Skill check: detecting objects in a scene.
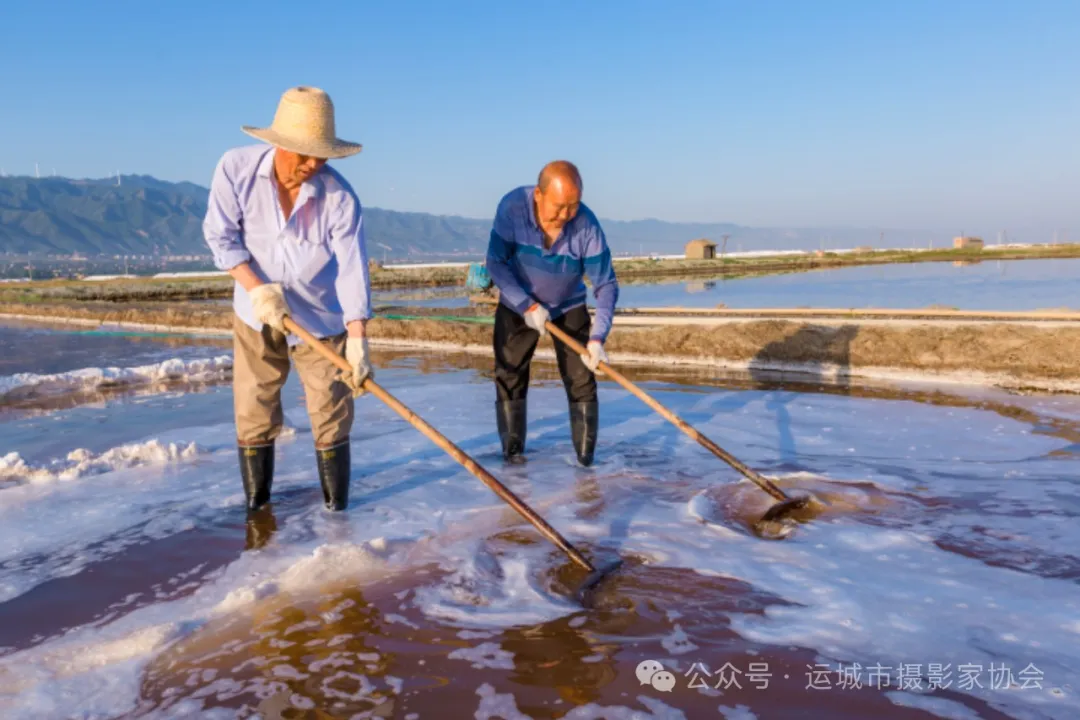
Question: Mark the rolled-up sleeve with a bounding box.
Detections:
[583,225,619,342]
[485,198,533,313]
[202,155,251,271]
[330,191,372,322]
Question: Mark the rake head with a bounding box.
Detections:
[751,493,825,539]
[574,558,625,608]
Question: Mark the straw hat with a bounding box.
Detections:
[241,86,362,159]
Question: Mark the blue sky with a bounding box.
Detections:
[3,0,1078,237]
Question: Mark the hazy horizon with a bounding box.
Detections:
[0,171,1067,246]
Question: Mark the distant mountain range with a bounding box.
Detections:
[0,174,954,260]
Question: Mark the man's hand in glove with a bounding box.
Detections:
[523,303,550,336]
[580,339,608,374]
[249,283,290,333]
[344,336,374,397]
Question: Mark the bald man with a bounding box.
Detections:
[485,161,619,466]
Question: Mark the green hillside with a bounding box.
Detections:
[0,174,945,259]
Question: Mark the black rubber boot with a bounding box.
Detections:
[239,443,274,511]
[316,442,351,511]
[496,399,527,462]
[569,402,599,467]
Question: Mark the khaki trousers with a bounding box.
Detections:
[232,314,354,449]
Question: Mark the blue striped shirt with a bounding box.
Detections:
[486,186,619,342]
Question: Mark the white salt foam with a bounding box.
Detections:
[885,692,984,720]
[0,358,1077,720]
[0,355,232,402]
[448,642,515,670]
[560,696,690,719]
[474,683,531,720]
[660,625,699,655]
[0,440,203,484]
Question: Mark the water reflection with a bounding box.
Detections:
[752,325,857,469]
[608,258,1080,311]
[245,507,279,551]
[0,320,229,376]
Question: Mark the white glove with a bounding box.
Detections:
[344,336,374,397]
[580,340,608,374]
[249,283,290,333]
[523,303,550,336]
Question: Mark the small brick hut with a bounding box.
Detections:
[685,238,717,259]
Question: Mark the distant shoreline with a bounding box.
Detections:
[2,243,1078,303]
[3,241,1079,397]
[3,292,1079,395]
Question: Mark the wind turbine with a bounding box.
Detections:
[376,242,392,264]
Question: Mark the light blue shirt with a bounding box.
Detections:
[202,144,372,344]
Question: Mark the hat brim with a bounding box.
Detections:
[241,126,363,159]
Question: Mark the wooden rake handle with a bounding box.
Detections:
[281,316,595,572]
[545,321,790,503]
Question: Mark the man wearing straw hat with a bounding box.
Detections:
[202,86,372,513]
